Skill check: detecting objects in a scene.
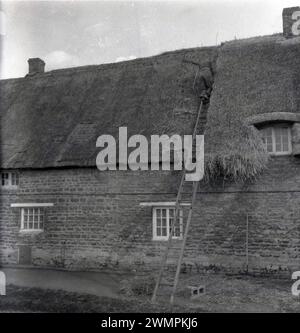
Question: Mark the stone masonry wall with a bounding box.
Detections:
[0,155,300,277]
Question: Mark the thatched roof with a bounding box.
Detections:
[204,35,300,181]
[1,34,299,182]
[0,46,217,168]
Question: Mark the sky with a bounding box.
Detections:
[0,0,299,79]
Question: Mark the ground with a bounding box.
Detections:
[0,268,300,312]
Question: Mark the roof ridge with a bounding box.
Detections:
[0,45,216,83]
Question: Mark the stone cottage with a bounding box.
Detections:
[0,33,300,277]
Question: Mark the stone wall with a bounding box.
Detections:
[0,155,300,276]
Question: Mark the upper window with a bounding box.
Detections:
[21,208,44,231]
[153,207,183,241]
[260,125,292,155]
[1,172,19,187]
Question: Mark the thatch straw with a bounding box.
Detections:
[0,46,217,169]
[204,35,300,182]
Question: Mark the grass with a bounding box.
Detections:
[0,284,187,313]
[0,273,300,313]
[176,273,300,313]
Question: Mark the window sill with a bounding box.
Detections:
[152,237,183,242]
[19,229,44,235]
[268,152,292,157]
[1,186,19,190]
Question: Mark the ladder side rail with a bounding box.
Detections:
[151,97,204,303]
[170,181,200,309]
[151,169,186,302]
[192,100,204,140]
[169,99,204,240]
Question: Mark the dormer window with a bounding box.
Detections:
[260,124,292,155]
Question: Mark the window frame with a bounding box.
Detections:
[260,124,292,156]
[20,207,45,232]
[152,206,183,241]
[1,171,19,188]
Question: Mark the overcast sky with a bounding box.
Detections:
[0,0,299,79]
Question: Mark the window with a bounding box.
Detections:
[21,208,44,231]
[1,172,19,187]
[260,125,292,155]
[153,207,183,241]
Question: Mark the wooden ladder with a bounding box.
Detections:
[151,99,204,308]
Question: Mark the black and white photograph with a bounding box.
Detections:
[0,0,300,318]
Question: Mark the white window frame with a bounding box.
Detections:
[261,125,292,156]
[1,171,19,188]
[152,207,183,241]
[20,207,45,232]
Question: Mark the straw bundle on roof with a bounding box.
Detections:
[204,35,300,182]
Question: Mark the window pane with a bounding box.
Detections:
[154,207,183,239]
[274,127,290,153]
[169,209,174,218]
[261,128,273,153]
[1,172,19,186]
[1,173,9,186]
[11,173,19,186]
[22,207,44,230]
[275,128,282,151]
[261,126,291,154]
[161,227,167,236]
[282,139,289,152]
[173,227,181,237]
